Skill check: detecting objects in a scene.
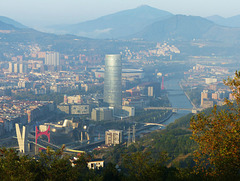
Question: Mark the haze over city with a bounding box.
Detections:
[0,0,239,28]
[0,0,239,180]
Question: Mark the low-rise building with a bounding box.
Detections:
[57,103,89,115]
[87,159,104,170]
[122,106,135,117]
[91,107,113,121]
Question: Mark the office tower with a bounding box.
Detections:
[104,54,122,113]
[45,52,60,66]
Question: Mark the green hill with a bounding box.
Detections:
[0,16,27,29]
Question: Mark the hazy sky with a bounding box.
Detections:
[0,0,239,28]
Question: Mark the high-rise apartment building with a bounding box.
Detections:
[45,52,60,66]
[19,63,28,73]
[105,129,123,145]
[14,63,19,73]
[103,54,122,113]
[201,90,209,106]
[9,62,14,73]
[9,62,28,74]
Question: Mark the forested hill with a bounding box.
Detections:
[94,112,197,167]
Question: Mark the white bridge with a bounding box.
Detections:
[144,123,166,127]
[144,107,203,113]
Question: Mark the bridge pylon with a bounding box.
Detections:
[15,123,28,154]
[35,126,50,153]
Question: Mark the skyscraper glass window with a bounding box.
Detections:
[104,54,122,113]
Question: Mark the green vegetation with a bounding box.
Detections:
[133,109,171,123]
[12,92,64,105]
[0,110,205,180]
[133,95,171,123]
[190,71,240,179]
[0,147,198,181]
[94,111,197,167]
[184,86,203,106]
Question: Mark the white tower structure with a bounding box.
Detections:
[15,123,28,153]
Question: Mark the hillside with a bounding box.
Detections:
[207,14,240,28]
[94,112,197,167]
[0,20,19,30]
[132,15,214,41]
[0,23,154,58]
[0,16,27,29]
[47,5,173,39]
[131,14,240,44]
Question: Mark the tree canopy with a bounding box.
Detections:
[190,71,240,179]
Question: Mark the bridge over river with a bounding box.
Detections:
[144,107,203,113]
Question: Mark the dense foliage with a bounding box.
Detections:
[190,71,240,179]
[93,111,197,168]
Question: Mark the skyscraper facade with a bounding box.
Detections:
[104,54,122,112]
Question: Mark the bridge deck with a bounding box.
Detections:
[144,107,203,112]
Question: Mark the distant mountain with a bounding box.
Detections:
[0,20,19,30]
[206,15,240,28]
[2,12,240,58]
[47,5,173,39]
[0,16,27,29]
[206,15,226,25]
[128,14,240,45]
[227,15,240,27]
[132,15,215,41]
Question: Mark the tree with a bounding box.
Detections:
[37,146,76,180]
[101,163,123,181]
[190,71,240,178]
[0,148,41,180]
[122,151,177,181]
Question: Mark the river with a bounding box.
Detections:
[163,78,193,125]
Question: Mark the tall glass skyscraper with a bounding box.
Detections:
[104,54,122,113]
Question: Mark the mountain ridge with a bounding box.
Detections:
[206,14,240,28]
[46,5,173,39]
[0,16,27,29]
[0,20,19,30]
[132,15,215,41]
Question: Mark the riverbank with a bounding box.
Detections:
[179,81,197,109]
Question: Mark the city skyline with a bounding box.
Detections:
[0,0,239,28]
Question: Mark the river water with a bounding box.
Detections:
[163,78,193,125]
